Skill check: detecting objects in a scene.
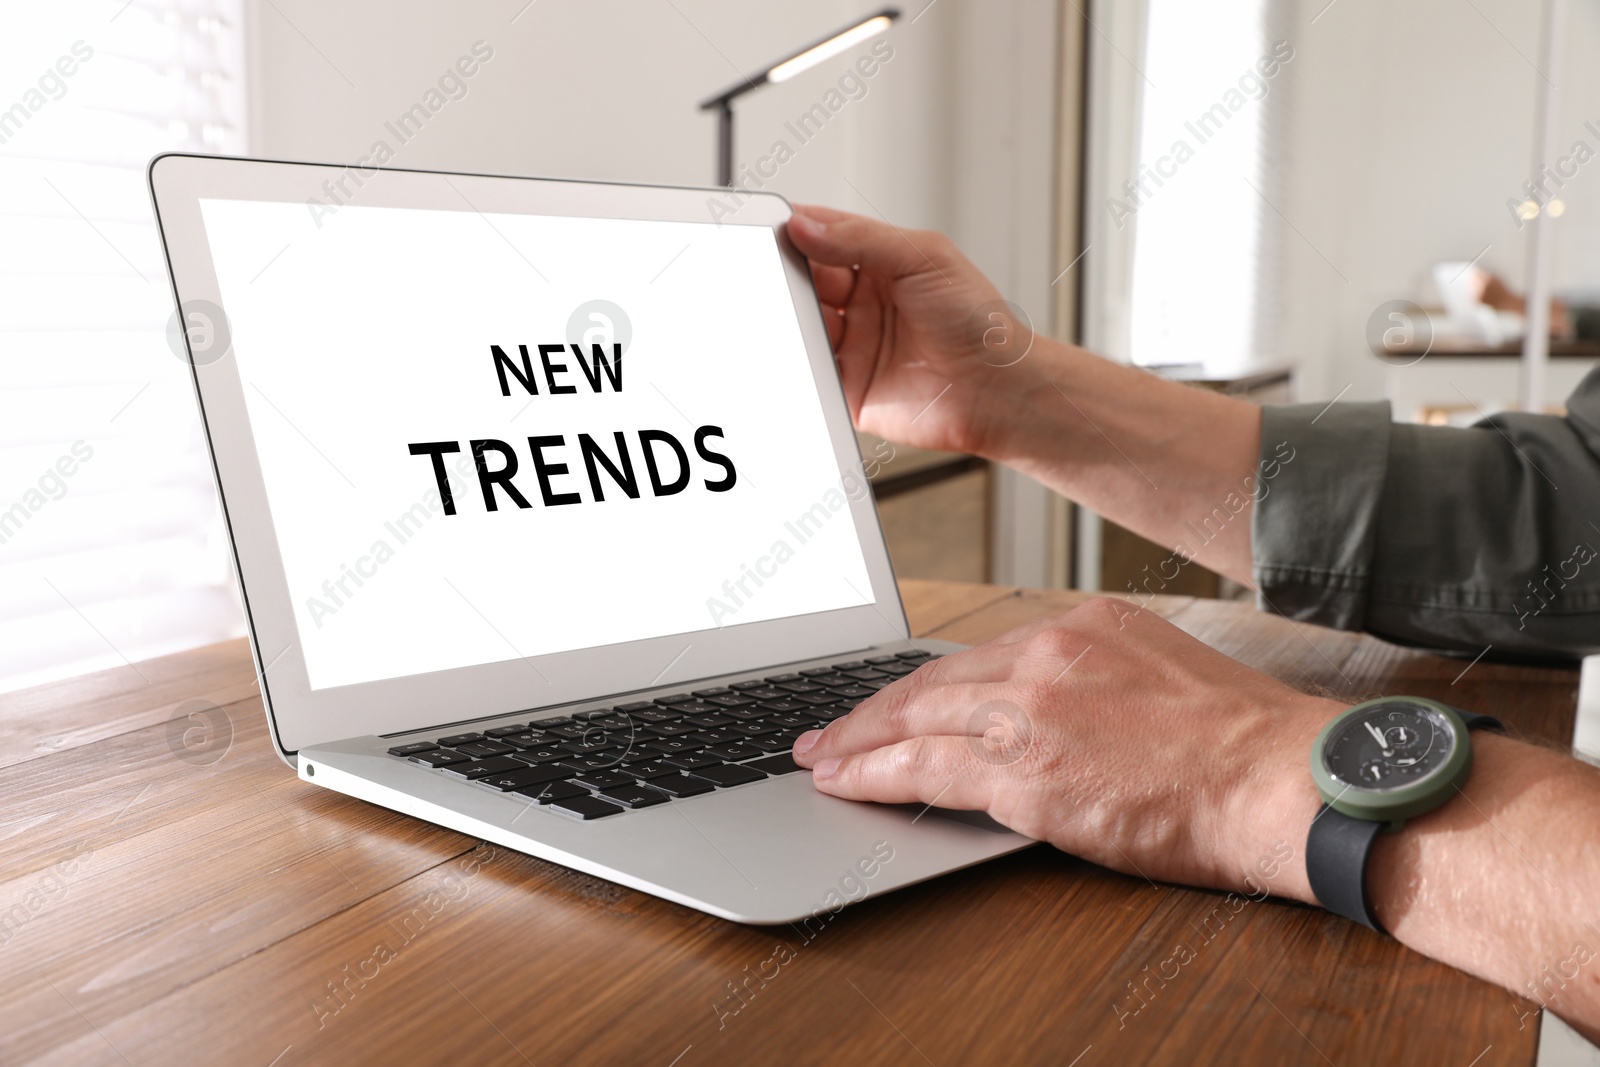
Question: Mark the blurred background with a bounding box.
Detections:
[2,0,1593,693]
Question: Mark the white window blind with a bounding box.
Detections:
[0,1,248,695]
[1126,0,1275,369]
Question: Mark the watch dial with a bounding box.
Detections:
[1322,701,1455,793]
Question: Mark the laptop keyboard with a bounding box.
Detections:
[386,651,937,821]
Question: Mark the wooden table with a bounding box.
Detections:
[2,580,1579,1065]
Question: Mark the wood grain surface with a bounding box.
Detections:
[0,579,1576,1066]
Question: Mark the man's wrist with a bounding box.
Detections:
[1218,693,1342,905]
[957,334,1075,464]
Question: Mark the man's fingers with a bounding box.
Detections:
[810,260,857,307]
[795,680,998,764]
[819,301,845,350]
[810,735,995,811]
[788,204,942,278]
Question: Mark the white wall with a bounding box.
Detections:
[247,0,1057,300]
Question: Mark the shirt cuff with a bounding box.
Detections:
[1252,400,1393,630]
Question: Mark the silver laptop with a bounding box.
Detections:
[148,154,1031,923]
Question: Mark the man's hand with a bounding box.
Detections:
[786,204,1036,458]
[786,204,1265,585]
[792,598,1338,898]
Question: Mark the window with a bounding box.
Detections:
[0,1,248,694]
[1125,0,1279,369]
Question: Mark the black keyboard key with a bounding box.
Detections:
[654,693,694,704]
[590,716,633,732]
[388,741,439,757]
[454,740,516,758]
[719,706,770,722]
[684,713,736,728]
[558,738,621,757]
[644,737,706,755]
[757,697,808,712]
[777,681,824,693]
[707,742,766,761]
[408,749,470,767]
[631,708,681,724]
[764,673,801,683]
[740,687,786,701]
[572,709,612,721]
[571,769,638,791]
[691,728,745,745]
[765,713,818,730]
[512,780,588,804]
[619,748,664,765]
[541,725,589,740]
[483,724,529,738]
[830,661,867,671]
[692,687,734,697]
[510,746,569,764]
[549,795,625,820]
[558,755,628,773]
[729,721,781,737]
[865,655,901,665]
[500,732,553,749]
[828,685,876,699]
[861,678,894,691]
[442,756,526,779]
[477,765,574,791]
[644,722,698,737]
[748,735,796,753]
[811,706,851,722]
[842,668,889,680]
[530,716,575,729]
[662,751,724,770]
[598,785,669,809]
[747,752,802,775]
[627,760,683,780]
[646,774,716,798]
[614,701,656,713]
[831,694,869,709]
[802,674,848,687]
[799,667,836,677]
[669,700,721,715]
[729,680,769,690]
[792,693,838,706]
[897,650,934,660]
[438,732,484,747]
[705,694,756,708]
[687,763,768,788]
[876,662,917,676]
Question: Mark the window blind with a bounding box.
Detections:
[0,1,248,695]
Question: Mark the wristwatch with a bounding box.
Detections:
[1306,696,1503,933]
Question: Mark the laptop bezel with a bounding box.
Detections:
[147,153,910,758]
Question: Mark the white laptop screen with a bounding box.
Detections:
[197,197,874,691]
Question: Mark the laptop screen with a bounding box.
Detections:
[197,197,874,691]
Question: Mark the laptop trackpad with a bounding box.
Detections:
[886,803,1012,834]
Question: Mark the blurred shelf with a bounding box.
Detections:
[1376,336,1600,359]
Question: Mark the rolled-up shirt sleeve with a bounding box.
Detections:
[1252,365,1600,660]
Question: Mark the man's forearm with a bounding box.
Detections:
[977,339,1263,586]
[1248,725,1600,1040]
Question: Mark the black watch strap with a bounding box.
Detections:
[1306,807,1387,931]
[1306,710,1503,934]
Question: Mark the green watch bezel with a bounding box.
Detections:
[1310,697,1474,829]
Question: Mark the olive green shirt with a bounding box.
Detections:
[1254,365,1600,661]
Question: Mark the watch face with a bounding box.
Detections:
[1322,701,1456,793]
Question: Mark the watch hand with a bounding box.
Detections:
[1365,722,1388,747]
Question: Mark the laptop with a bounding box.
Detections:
[148,154,1032,923]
